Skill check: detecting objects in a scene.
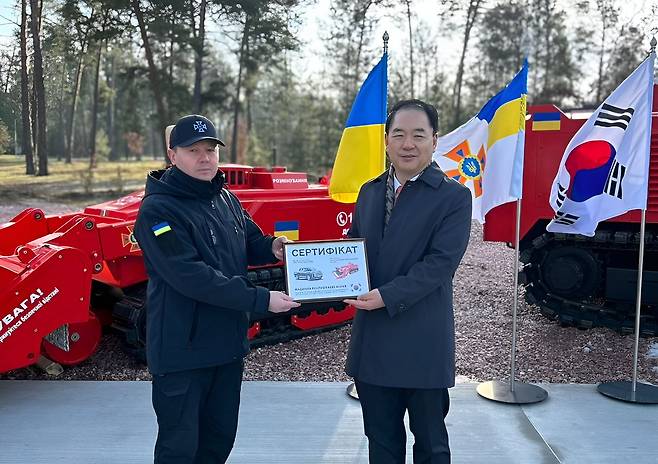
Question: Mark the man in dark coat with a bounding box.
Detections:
[134,114,300,464]
[344,99,472,464]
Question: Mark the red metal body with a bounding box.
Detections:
[483,85,658,243]
[0,166,355,373]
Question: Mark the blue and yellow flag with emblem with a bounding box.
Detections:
[329,53,388,203]
[433,60,528,223]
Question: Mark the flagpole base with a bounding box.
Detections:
[597,381,658,403]
[346,382,359,400]
[477,380,548,404]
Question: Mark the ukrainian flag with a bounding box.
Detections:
[152,222,172,236]
[329,53,388,203]
[274,220,299,241]
[532,112,561,131]
[434,60,528,223]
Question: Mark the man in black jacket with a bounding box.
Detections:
[344,100,472,463]
[134,114,299,464]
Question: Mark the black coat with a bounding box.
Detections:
[346,162,472,388]
[134,166,276,374]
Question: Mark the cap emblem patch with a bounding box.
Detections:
[193,121,207,133]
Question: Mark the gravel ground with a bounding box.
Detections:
[1,199,657,384]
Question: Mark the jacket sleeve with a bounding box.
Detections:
[378,187,472,318]
[134,203,270,314]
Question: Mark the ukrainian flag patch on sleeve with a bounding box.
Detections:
[152,221,172,236]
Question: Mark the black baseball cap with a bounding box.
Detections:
[169,114,226,149]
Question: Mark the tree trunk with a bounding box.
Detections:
[20,0,34,174]
[57,59,66,160]
[192,0,207,113]
[246,88,253,132]
[353,8,366,89]
[30,72,37,160]
[131,0,169,161]
[64,10,93,163]
[89,41,103,169]
[405,0,414,98]
[106,51,117,161]
[65,53,85,163]
[542,2,552,100]
[168,35,174,83]
[230,22,248,164]
[30,0,47,176]
[452,0,481,127]
[3,46,17,93]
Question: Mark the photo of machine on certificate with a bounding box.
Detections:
[283,239,370,302]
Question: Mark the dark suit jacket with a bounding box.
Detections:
[346,162,472,388]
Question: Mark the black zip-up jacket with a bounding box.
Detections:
[134,166,275,374]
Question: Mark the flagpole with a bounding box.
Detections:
[477,199,548,404]
[597,209,658,403]
[510,199,521,391]
[597,37,658,405]
[347,31,389,401]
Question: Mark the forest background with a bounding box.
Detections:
[0,0,656,180]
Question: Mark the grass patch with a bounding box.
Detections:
[0,156,166,201]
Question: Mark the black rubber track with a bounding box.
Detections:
[110,265,353,361]
[519,229,658,336]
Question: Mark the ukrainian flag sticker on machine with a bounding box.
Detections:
[152,221,172,236]
[532,112,561,131]
[274,220,299,240]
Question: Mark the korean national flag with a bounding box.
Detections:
[547,52,655,236]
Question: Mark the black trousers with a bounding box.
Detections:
[151,360,243,464]
[355,379,451,464]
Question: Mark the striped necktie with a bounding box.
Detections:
[384,167,396,229]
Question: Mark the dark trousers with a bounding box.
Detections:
[355,379,451,464]
[151,360,243,464]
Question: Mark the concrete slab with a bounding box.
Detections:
[521,384,658,464]
[0,381,656,463]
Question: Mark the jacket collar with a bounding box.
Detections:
[371,161,445,189]
[417,161,446,189]
[162,165,225,199]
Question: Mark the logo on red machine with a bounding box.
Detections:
[336,211,351,227]
[121,226,141,252]
[0,287,60,343]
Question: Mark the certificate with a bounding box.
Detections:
[283,239,370,302]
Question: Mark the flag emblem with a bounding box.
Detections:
[563,140,616,202]
[532,112,561,131]
[594,104,634,130]
[552,211,580,226]
[442,141,486,197]
[152,222,172,236]
[556,183,567,208]
[604,159,626,199]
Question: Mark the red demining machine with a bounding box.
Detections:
[1,88,657,374]
[0,166,357,373]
